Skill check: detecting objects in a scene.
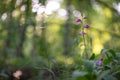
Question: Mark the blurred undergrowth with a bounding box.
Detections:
[0,0,120,80]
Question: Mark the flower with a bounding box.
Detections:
[83,24,90,29]
[13,70,22,79]
[76,18,82,23]
[79,31,86,35]
[96,60,102,66]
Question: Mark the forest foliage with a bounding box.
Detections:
[0,0,120,80]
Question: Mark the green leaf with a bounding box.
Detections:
[72,70,88,78]
[101,49,108,54]
[97,70,110,80]
[89,53,95,60]
[103,59,111,64]
[101,49,116,60]
[76,76,88,80]
[73,38,81,47]
[0,71,9,78]
[39,0,46,5]
[104,65,111,70]
[103,75,117,80]
[89,36,93,47]
[108,49,116,57]
[82,59,95,72]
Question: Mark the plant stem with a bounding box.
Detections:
[35,67,57,80]
[82,32,88,59]
[81,18,88,59]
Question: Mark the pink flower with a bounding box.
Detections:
[76,18,82,23]
[13,70,22,79]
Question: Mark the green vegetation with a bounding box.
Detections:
[0,0,120,80]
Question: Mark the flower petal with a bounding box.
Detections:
[83,24,90,29]
[79,31,86,35]
[96,60,102,66]
[76,19,82,23]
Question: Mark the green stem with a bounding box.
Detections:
[35,67,57,80]
[82,32,88,59]
[81,18,88,59]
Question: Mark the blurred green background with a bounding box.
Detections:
[0,0,120,79]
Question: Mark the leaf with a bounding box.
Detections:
[101,49,108,54]
[89,53,95,60]
[103,75,117,80]
[101,49,116,60]
[108,49,116,57]
[103,59,111,64]
[72,70,88,78]
[39,0,46,5]
[104,65,111,70]
[97,70,110,80]
[82,59,95,72]
[76,76,88,80]
[0,71,9,78]
[89,36,93,47]
[73,38,81,47]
